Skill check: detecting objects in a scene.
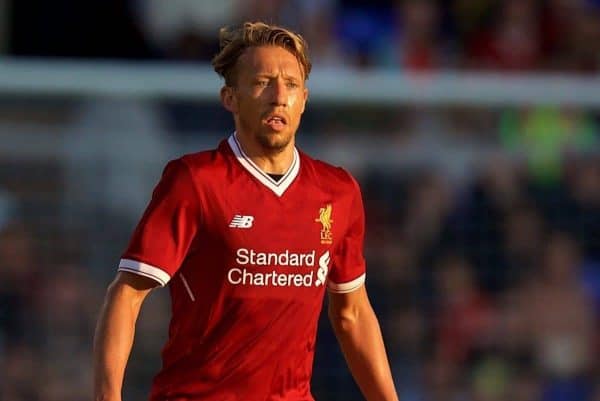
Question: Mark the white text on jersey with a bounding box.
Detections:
[236,248,315,266]
[228,249,330,288]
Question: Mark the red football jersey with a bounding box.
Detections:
[119,134,366,401]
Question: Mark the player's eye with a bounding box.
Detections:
[255,80,269,88]
[286,82,299,89]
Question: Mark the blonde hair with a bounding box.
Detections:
[212,21,312,86]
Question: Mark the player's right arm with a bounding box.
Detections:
[93,272,159,401]
[93,158,201,400]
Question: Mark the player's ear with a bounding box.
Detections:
[300,87,308,114]
[220,86,238,113]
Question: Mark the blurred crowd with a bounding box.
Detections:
[314,154,600,401]
[8,0,600,73]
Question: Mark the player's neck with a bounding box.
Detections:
[235,133,295,175]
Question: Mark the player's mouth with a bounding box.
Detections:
[263,114,287,131]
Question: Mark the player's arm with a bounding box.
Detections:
[328,285,399,401]
[93,271,160,401]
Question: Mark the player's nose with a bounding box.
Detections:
[269,79,288,107]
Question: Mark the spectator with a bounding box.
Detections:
[451,157,526,292]
[377,0,446,71]
[469,354,512,401]
[467,0,542,71]
[540,0,585,67]
[551,3,600,73]
[508,365,543,401]
[434,255,497,365]
[524,233,596,400]
[421,351,465,401]
[499,105,598,184]
[562,157,600,259]
[335,0,395,68]
[0,343,42,401]
[501,205,546,287]
[0,221,38,348]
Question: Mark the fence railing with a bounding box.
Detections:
[1,58,600,106]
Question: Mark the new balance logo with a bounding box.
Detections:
[229,215,254,228]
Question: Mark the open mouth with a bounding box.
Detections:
[264,115,287,131]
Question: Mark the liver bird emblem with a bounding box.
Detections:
[317,204,333,230]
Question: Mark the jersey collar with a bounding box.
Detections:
[227,133,300,197]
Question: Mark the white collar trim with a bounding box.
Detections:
[227,133,300,197]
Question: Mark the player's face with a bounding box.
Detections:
[223,46,308,152]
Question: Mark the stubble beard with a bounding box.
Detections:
[256,130,292,153]
[237,115,295,154]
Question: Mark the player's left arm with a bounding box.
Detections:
[328,285,399,401]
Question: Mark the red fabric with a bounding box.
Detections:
[121,138,366,400]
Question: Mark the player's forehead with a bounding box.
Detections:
[237,45,304,80]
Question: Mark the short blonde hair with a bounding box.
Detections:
[212,21,312,86]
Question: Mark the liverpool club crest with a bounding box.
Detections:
[315,204,333,244]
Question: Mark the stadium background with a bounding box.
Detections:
[1,1,600,400]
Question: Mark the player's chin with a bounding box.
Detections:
[258,131,291,151]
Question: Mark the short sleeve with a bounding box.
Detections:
[118,159,201,286]
[327,176,366,293]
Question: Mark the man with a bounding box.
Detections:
[93,21,398,401]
